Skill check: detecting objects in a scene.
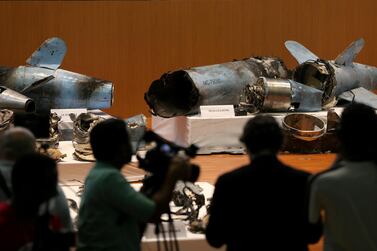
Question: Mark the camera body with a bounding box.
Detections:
[137,130,200,197]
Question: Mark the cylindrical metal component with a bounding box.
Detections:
[282,113,326,141]
[0,86,35,112]
[259,77,292,111]
[240,77,323,113]
[145,57,289,117]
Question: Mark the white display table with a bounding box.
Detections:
[57,141,145,183]
[152,108,343,154]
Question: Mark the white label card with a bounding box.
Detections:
[200,105,235,118]
[51,108,87,122]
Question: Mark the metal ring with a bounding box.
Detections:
[282,113,326,141]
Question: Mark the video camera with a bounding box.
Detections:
[137,130,200,197]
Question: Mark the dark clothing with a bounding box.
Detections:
[0,202,64,251]
[206,155,322,251]
[0,202,34,251]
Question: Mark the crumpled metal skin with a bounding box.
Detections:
[0,109,14,133]
[286,39,377,108]
[36,112,63,160]
[71,112,104,161]
[145,56,289,118]
[172,181,205,223]
[0,37,113,112]
[239,77,323,113]
[125,114,147,153]
[292,59,377,107]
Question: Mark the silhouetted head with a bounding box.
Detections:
[90,118,132,168]
[11,153,57,217]
[337,103,377,161]
[0,127,35,161]
[240,115,283,156]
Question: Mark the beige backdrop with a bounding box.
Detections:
[0,0,376,118]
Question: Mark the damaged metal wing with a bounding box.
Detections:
[286,38,377,108]
[338,87,377,109]
[334,38,364,66]
[145,57,289,117]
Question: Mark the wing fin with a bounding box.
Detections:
[21,75,55,93]
[338,87,377,109]
[334,38,364,66]
[26,37,66,70]
[285,40,319,64]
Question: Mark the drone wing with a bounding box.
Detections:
[338,87,377,109]
[334,38,364,66]
[26,37,66,70]
[285,40,319,64]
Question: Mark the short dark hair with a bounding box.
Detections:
[240,115,283,154]
[12,153,57,215]
[338,103,377,160]
[90,118,132,162]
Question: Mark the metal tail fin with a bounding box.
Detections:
[334,38,364,66]
[285,40,319,64]
[26,37,66,70]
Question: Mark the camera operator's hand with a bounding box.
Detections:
[149,155,192,221]
[168,155,192,181]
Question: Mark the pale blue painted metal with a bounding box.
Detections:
[286,38,377,109]
[0,37,113,112]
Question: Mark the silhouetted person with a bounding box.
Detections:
[206,115,322,251]
[0,127,73,232]
[309,103,377,251]
[0,153,71,251]
[0,127,35,200]
[77,118,191,251]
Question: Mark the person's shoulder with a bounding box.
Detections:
[279,162,311,179]
[309,166,345,189]
[86,162,124,186]
[90,162,120,176]
[217,165,250,184]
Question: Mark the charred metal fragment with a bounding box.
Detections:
[172,181,205,223]
[145,57,289,117]
[0,109,13,133]
[239,77,323,113]
[71,113,104,161]
[125,114,147,153]
[286,39,377,109]
[36,112,62,156]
